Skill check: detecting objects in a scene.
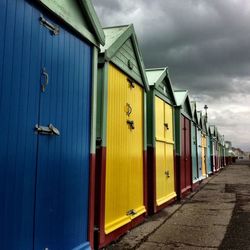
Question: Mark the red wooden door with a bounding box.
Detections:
[185,119,192,189]
[180,116,186,192]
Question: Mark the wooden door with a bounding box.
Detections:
[184,119,192,189]
[201,134,207,177]
[34,14,92,250]
[180,116,186,192]
[0,3,92,249]
[164,102,176,200]
[191,124,198,182]
[105,64,145,234]
[155,97,176,206]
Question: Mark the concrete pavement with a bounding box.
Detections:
[106,161,250,250]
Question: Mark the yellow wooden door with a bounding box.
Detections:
[155,97,167,205]
[201,134,207,177]
[164,103,176,200]
[105,64,145,234]
[128,79,146,221]
[155,97,176,206]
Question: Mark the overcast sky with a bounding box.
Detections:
[93,0,250,151]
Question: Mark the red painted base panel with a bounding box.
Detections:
[156,196,177,213]
[95,146,147,249]
[88,153,96,249]
[97,213,145,249]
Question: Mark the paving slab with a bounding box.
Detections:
[105,162,250,250]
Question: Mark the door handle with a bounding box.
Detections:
[126,103,132,116]
[35,124,60,136]
[41,67,49,92]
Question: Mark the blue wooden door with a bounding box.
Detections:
[0,1,42,249]
[206,137,212,174]
[34,15,92,250]
[0,1,92,249]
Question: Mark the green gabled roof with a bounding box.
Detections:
[80,0,105,45]
[145,67,177,105]
[212,125,219,139]
[197,111,203,128]
[174,90,188,106]
[39,0,105,46]
[100,25,129,53]
[146,68,166,86]
[206,121,210,135]
[174,90,193,119]
[100,24,149,91]
[201,115,208,133]
[209,125,215,136]
[191,101,199,124]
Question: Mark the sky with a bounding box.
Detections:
[92,0,250,151]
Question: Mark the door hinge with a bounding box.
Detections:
[127,120,135,130]
[126,209,137,216]
[127,78,135,88]
[164,123,169,130]
[40,15,60,35]
[165,170,170,177]
[96,137,102,147]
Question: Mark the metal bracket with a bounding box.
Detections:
[164,123,169,130]
[35,124,60,136]
[40,15,59,35]
[127,209,137,216]
[127,120,135,130]
[96,137,102,147]
[165,170,170,177]
[127,78,135,88]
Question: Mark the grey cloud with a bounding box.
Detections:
[93,0,250,150]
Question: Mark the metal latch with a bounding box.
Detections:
[165,170,170,177]
[96,137,102,147]
[127,78,135,88]
[40,15,59,35]
[164,123,169,130]
[127,120,135,130]
[127,209,137,216]
[35,124,60,136]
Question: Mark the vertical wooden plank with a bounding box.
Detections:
[180,116,186,192]
[128,78,145,220]
[185,119,192,189]
[0,1,41,249]
[34,15,91,249]
[105,64,130,234]
[191,123,198,182]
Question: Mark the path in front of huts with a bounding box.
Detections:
[106,161,250,250]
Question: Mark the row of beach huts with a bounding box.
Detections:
[0,1,234,250]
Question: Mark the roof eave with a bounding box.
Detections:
[79,0,105,46]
